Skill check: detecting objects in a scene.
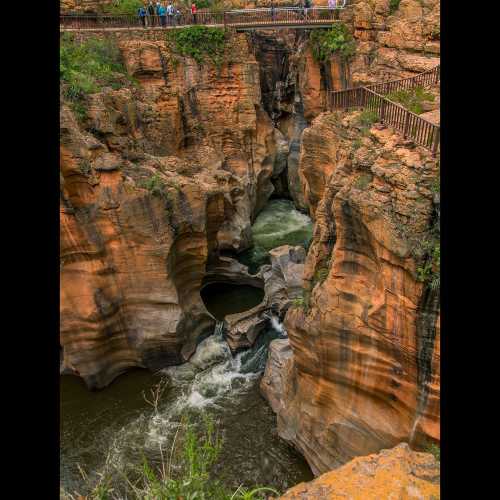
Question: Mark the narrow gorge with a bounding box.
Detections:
[60,1,440,498]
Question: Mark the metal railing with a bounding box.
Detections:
[327,66,440,154]
[60,7,347,30]
[365,65,440,96]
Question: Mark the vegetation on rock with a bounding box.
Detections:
[166,26,228,67]
[356,109,379,128]
[386,86,435,115]
[309,23,356,63]
[60,34,131,98]
[103,0,143,15]
[60,34,134,119]
[425,443,440,462]
[389,0,401,15]
[140,173,166,197]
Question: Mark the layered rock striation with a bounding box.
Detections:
[60,33,288,389]
[261,110,440,474]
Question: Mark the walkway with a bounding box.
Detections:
[328,66,441,154]
[60,6,347,32]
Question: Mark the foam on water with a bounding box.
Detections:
[61,318,313,496]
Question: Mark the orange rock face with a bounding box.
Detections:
[60,34,287,389]
[261,111,440,474]
[279,443,440,499]
[345,0,440,85]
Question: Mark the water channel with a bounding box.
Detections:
[60,200,315,497]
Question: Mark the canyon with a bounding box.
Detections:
[60,0,440,497]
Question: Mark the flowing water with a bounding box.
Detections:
[238,199,313,273]
[60,287,312,497]
[61,199,314,496]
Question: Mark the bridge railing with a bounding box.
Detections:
[225,7,343,25]
[327,66,440,154]
[365,65,440,96]
[363,88,440,153]
[60,7,346,30]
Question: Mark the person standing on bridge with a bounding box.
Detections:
[158,2,167,27]
[191,3,197,24]
[167,2,174,26]
[138,4,147,28]
[147,1,156,27]
[304,0,312,19]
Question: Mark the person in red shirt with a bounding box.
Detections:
[191,3,197,24]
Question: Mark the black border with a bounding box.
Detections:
[9,0,491,496]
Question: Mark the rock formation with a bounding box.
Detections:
[60,6,440,489]
[60,33,288,389]
[261,111,440,473]
[225,244,306,350]
[279,443,440,499]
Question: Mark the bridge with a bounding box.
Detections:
[60,6,348,32]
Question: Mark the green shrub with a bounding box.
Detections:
[103,0,143,15]
[425,443,440,462]
[357,109,379,128]
[389,0,401,15]
[314,267,329,284]
[416,241,439,287]
[386,86,435,115]
[292,296,305,308]
[166,26,227,67]
[309,23,356,63]
[140,173,166,197]
[60,34,133,110]
[292,290,310,310]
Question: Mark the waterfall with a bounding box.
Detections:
[214,320,225,337]
[264,312,287,337]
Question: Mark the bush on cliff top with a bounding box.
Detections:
[389,0,401,15]
[103,0,143,15]
[60,34,132,102]
[166,26,228,67]
[309,23,356,63]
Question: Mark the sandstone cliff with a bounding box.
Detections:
[261,110,440,473]
[279,442,440,499]
[60,33,288,389]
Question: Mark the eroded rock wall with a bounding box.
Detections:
[261,111,440,474]
[345,0,440,85]
[60,33,286,388]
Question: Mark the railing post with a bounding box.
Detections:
[223,11,227,27]
[432,127,440,155]
[403,111,410,138]
[380,99,386,122]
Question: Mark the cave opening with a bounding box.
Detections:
[200,282,264,321]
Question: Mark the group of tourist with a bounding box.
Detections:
[136,1,347,28]
[137,2,199,27]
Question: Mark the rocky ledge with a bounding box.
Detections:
[279,443,440,499]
